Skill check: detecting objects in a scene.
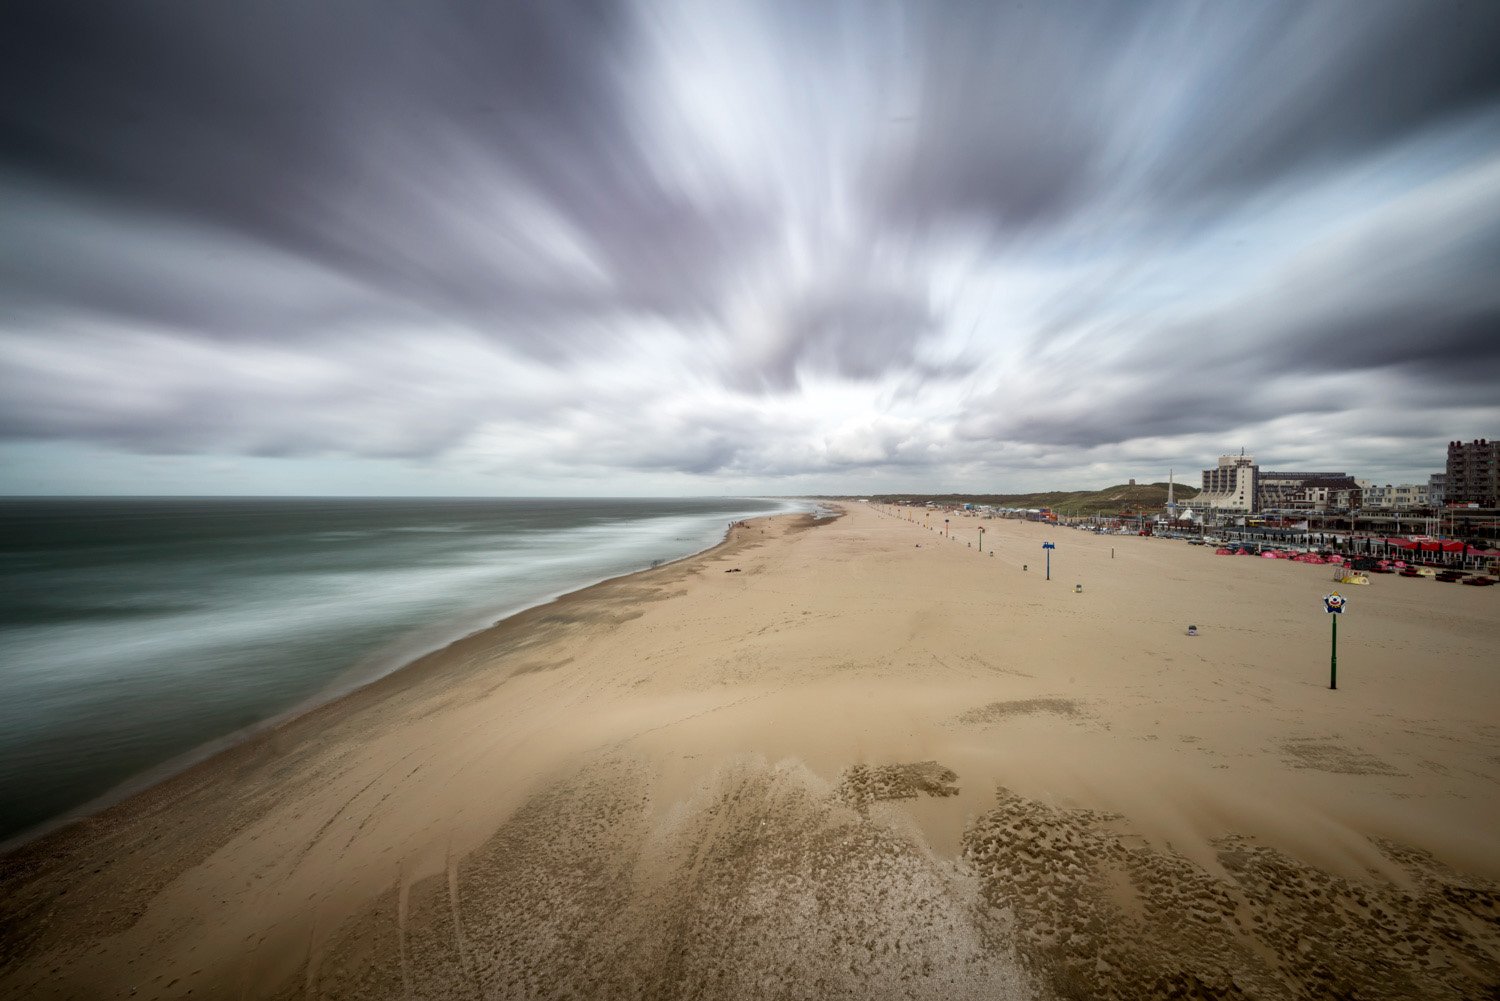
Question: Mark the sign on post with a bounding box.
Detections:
[1322,592,1346,690]
[1042,541,1056,580]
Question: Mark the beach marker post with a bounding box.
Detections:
[1322,592,1346,689]
[979,525,985,552]
[944,518,949,538]
[1042,541,1056,580]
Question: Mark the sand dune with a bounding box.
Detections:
[2,504,1498,999]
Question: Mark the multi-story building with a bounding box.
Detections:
[1428,473,1446,507]
[1285,482,1363,513]
[1195,453,1258,512]
[1359,483,1430,510]
[1446,439,1499,507]
[1258,471,1360,512]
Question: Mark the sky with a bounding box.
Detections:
[2,1,1498,496]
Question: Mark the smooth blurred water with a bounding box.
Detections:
[0,496,794,843]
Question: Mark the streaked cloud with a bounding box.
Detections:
[1,0,1497,494]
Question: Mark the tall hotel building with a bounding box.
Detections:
[1446,439,1499,507]
[1196,453,1258,512]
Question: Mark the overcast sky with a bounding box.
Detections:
[2,1,1498,496]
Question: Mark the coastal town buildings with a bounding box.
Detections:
[1357,482,1430,510]
[1446,439,1499,507]
[1258,471,1361,513]
[1182,441,1500,517]
[1190,452,1366,515]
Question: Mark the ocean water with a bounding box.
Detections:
[0,496,796,844]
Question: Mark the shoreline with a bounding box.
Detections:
[0,506,817,856]
[4,501,1497,1001]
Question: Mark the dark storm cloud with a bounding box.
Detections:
[957,376,1333,451]
[0,180,426,339]
[736,278,954,391]
[1295,305,1500,387]
[0,1,766,344]
[869,1,1500,234]
[1175,198,1500,392]
[1278,221,1500,389]
[864,4,1127,232]
[1165,3,1500,197]
[0,328,519,458]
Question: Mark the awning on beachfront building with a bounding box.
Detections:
[1384,539,1469,553]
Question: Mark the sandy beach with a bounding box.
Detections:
[2,503,1498,1000]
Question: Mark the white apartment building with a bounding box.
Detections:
[1192,454,1258,512]
[1357,482,1431,510]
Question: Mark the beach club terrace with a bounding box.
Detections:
[1203,510,1500,571]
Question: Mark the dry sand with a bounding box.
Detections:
[2,503,1498,1000]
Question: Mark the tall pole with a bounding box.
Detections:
[1330,615,1338,690]
[1045,549,1051,580]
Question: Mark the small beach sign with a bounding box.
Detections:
[1322,591,1346,690]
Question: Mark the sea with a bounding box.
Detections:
[0,496,802,845]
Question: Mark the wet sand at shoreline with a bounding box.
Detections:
[3,503,1498,1000]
